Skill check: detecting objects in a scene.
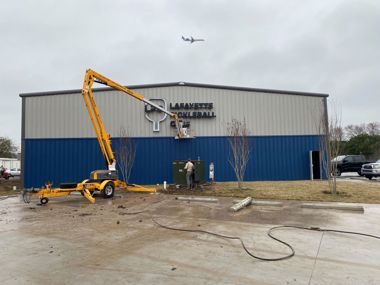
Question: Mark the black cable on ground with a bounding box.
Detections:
[151,217,380,262]
[269,225,380,241]
[152,216,295,261]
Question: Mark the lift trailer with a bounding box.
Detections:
[24,69,191,205]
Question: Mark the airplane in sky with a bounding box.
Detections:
[182,36,205,43]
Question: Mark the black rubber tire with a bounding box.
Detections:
[102,183,115,198]
[40,197,49,205]
[332,168,341,177]
[368,176,373,180]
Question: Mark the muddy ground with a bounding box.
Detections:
[1,192,380,284]
[1,177,380,204]
[0,178,21,196]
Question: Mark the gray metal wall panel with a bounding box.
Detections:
[24,86,325,139]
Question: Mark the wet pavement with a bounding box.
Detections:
[1,192,380,284]
[338,172,380,183]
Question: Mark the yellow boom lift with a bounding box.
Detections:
[24,69,190,205]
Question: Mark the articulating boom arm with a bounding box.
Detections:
[82,69,182,170]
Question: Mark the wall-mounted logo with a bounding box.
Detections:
[144,99,216,132]
[170,102,216,119]
[144,99,168,132]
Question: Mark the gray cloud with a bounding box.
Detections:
[1,0,379,147]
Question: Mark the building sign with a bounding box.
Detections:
[144,99,216,131]
[170,102,216,119]
[170,103,213,110]
[144,99,168,132]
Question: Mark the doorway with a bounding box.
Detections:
[309,150,321,180]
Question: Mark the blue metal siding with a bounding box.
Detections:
[24,135,320,188]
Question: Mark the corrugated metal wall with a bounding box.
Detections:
[24,135,320,188]
[22,83,327,187]
[24,86,325,139]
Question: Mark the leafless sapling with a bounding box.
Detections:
[318,102,342,194]
[227,118,251,190]
[115,127,136,183]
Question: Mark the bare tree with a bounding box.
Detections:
[345,122,380,139]
[344,124,366,139]
[317,106,330,185]
[227,118,251,190]
[115,127,136,183]
[318,102,342,195]
[366,122,380,136]
[329,115,343,194]
[0,137,17,158]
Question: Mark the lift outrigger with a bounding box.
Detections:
[24,69,191,205]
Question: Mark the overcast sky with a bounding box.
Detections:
[1,0,379,148]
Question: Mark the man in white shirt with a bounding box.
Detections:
[184,159,195,189]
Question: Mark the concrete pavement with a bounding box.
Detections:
[0,193,379,284]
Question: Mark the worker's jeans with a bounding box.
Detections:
[186,171,193,189]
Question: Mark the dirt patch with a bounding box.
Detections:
[3,178,380,204]
[163,180,380,204]
[0,178,21,196]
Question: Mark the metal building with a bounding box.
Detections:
[20,82,328,188]
[0,158,20,170]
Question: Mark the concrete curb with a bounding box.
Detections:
[301,203,364,212]
[233,199,283,207]
[176,196,219,203]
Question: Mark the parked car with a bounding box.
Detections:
[331,155,372,176]
[5,168,21,177]
[361,159,380,180]
[0,167,11,180]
